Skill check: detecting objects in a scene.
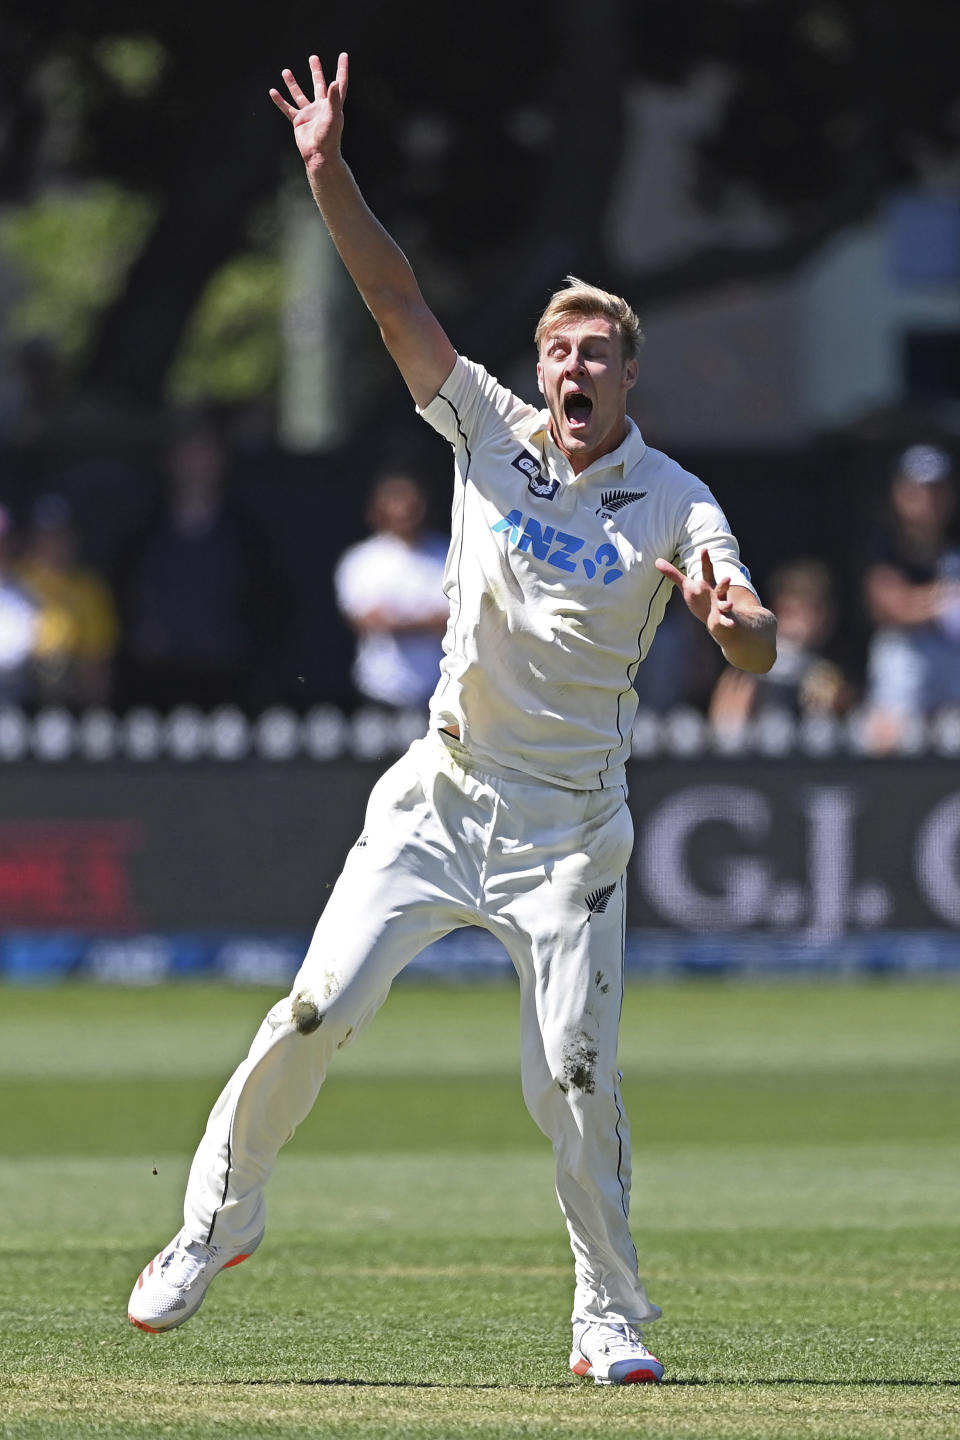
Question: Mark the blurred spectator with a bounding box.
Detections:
[862,444,960,752]
[0,339,64,446]
[122,420,257,711]
[710,558,853,727]
[334,472,448,708]
[0,504,39,704]
[17,494,118,707]
[634,595,723,713]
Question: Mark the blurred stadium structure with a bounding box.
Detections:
[1,4,958,982]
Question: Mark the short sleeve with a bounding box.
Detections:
[673,485,758,598]
[418,355,541,454]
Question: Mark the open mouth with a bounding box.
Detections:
[563,392,593,428]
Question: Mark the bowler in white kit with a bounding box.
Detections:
[128,50,777,1386]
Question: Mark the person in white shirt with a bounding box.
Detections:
[129,51,776,1386]
[0,505,38,704]
[335,472,449,708]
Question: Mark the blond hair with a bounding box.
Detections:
[534,275,644,362]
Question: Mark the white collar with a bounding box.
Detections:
[533,412,647,483]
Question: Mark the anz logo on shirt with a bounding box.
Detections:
[491,509,624,584]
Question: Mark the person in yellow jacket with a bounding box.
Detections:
[18,494,118,706]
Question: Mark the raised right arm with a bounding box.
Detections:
[270,54,456,410]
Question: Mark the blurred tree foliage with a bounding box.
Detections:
[167,253,284,406]
[0,0,956,416]
[1,183,154,359]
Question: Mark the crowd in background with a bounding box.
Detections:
[1,418,959,756]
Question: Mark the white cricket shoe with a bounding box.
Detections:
[128,1228,262,1333]
[570,1320,664,1385]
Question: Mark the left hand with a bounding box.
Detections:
[655,547,777,673]
[655,547,735,639]
[269,53,349,175]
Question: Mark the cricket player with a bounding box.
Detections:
[128,52,776,1386]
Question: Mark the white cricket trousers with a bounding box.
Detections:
[183,730,661,1328]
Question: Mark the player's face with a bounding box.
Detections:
[537,316,638,475]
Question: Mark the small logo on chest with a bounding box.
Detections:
[511,450,560,501]
[596,489,647,519]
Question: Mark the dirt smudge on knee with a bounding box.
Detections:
[291,991,323,1035]
[558,1031,598,1095]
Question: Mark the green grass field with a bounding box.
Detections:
[1,976,958,1439]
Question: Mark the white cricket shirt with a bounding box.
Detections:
[419,355,757,790]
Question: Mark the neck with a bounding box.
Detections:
[549,416,630,476]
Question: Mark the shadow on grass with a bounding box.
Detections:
[669,1379,960,1388]
[218,1377,960,1389]
[221,1379,569,1390]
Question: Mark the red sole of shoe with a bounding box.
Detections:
[223,1252,252,1269]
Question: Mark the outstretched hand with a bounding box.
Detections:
[656,546,776,673]
[269,53,349,170]
[655,547,736,636]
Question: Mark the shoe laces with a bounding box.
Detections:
[596,1323,648,1357]
[161,1238,217,1289]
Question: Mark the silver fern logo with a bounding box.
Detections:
[597,489,647,519]
[585,883,616,918]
